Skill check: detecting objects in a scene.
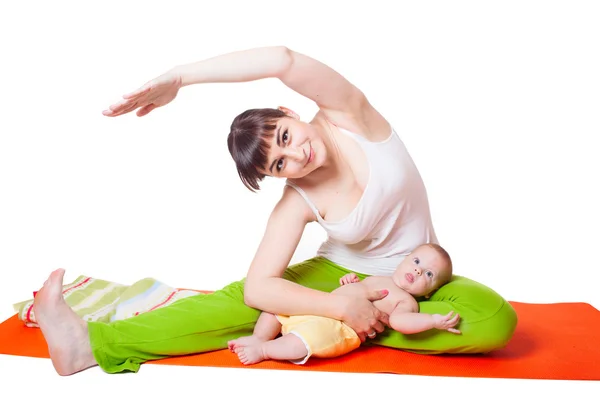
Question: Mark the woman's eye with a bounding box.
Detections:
[282,131,289,143]
[277,159,284,171]
[413,257,420,265]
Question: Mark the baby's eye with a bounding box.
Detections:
[413,257,420,265]
[425,271,434,278]
[276,159,284,171]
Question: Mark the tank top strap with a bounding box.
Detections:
[285,181,322,220]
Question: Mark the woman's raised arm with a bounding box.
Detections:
[103,46,367,118]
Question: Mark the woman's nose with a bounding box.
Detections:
[285,146,304,161]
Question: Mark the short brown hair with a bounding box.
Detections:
[227,108,287,192]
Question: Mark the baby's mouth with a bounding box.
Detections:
[405,273,414,283]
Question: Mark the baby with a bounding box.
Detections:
[228,243,460,365]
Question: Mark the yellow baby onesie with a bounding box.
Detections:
[276,315,361,364]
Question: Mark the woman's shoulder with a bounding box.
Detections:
[314,106,392,142]
[272,184,318,224]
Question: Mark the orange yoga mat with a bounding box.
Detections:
[1,301,599,380]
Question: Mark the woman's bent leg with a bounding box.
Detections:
[373,275,518,354]
[88,257,350,373]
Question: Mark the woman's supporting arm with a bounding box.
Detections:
[243,186,342,317]
[243,186,388,341]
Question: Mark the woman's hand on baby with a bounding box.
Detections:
[103,69,183,117]
[432,311,461,334]
[340,289,390,342]
[339,273,360,286]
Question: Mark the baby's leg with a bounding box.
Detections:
[236,333,307,365]
[228,312,281,352]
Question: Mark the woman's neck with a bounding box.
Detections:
[296,117,347,187]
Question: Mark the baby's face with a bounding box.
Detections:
[392,245,451,297]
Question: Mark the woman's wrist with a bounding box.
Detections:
[327,294,349,321]
[169,65,192,88]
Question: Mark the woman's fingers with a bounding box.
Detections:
[137,103,157,117]
[367,289,389,302]
[108,102,125,112]
[104,72,181,118]
[103,90,150,116]
[123,83,153,99]
[106,100,135,115]
[371,320,387,334]
[375,309,390,327]
[115,102,140,117]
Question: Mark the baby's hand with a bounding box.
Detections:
[339,273,360,286]
[432,311,461,334]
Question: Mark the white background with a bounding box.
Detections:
[1,0,599,397]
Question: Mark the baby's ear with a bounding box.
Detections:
[277,106,300,120]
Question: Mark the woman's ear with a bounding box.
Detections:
[278,106,300,120]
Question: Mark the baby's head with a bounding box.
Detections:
[392,243,453,298]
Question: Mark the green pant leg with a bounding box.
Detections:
[281,256,354,293]
[88,257,350,373]
[372,275,518,354]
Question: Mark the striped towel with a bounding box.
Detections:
[13,276,204,327]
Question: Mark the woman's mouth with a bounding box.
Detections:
[306,145,313,166]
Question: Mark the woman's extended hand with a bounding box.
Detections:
[102,70,182,117]
[339,289,390,342]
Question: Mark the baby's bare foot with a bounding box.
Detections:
[33,268,97,375]
[227,335,266,352]
[236,344,266,365]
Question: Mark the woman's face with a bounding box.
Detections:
[262,116,326,179]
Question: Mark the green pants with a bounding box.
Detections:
[88,257,517,373]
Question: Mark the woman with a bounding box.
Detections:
[33,46,517,375]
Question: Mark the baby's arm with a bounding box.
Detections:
[389,300,461,335]
[339,273,360,286]
[331,276,369,297]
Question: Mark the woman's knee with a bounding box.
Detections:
[413,275,518,353]
[469,299,518,352]
[282,257,345,292]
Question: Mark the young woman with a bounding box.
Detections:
[33,46,517,375]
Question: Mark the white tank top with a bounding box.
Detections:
[286,126,438,276]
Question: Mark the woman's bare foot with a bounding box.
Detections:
[33,268,98,375]
[235,344,267,365]
[227,335,267,352]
